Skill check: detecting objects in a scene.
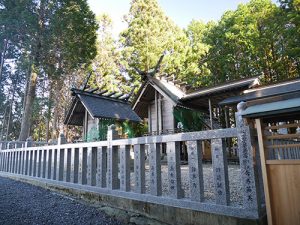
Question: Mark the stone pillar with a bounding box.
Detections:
[63,148,70,182]
[58,133,67,145]
[235,102,260,214]
[96,146,107,188]
[57,133,66,181]
[134,144,145,194]
[32,150,37,176]
[167,141,183,199]
[26,137,33,176]
[19,150,24,174]
[51,149,56,180]
[40,149,45,178]
[78,147,87,184]
[107,125,119,189]
[17,151,20,174]
[187,140,204,202]
[149,143,162,196]
[120,145,131,192]
[212,138,229,205]
[87,147,97,185]
[45,149,50,179]
[70,148,76,183]
[36,149,40,177]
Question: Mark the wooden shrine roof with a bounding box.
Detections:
[64,88,141,126]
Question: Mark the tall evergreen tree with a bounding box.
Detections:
[16,0,98,140]
[120,0,189,86]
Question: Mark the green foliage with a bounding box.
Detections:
[88,14,130,93]
[120,0,189,86]
[204,0,299,84]
[183,20,214,87]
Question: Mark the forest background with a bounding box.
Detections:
[0,0,299,142]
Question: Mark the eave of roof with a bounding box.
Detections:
[181,76,258,101]
[219,78,300,106]
[241,97,300,118]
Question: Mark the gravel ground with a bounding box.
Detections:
[0,177,124,225]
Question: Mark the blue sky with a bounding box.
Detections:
[87,0,277,36]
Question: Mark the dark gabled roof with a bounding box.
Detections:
[219,78,300,106]
[64,89,141,126]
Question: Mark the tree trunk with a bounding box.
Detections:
[0,106,8,141]
[0,39,8,83]
[18,66,38,141]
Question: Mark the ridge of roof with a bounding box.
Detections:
[71,88,131,105]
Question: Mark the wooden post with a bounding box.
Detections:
[209,98,213,129]
[256,118,273,225]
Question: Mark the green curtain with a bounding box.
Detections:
[173,107,205,132]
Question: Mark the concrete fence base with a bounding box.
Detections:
[0,172,266,225]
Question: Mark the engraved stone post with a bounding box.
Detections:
[63,148,71,182]
[70,148,75,183]
[41,149,45,178]
[211,138,229,205]
[0,152,3,171]
[24,150,28,175]
[9,151,13,173]
[236,102,260,214]
[28,150,32,176]
[167,141,183,199]
[134,144,145,193]
[107,125,119,189]
[120,145,131,192]
[36,149,40,177]
[0,152,2,171]
[13,151,17,173]
[78,147,83,184]
[20,150,24,174]
[31,150,37,176]
[187,140,204,202]
[25,137,33,175]
[4,152,7,171]
[149,143,162,196]
[87,147,93,185]
[51,149,56,180]
[96,146,107,187]
[45,149,50,179]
